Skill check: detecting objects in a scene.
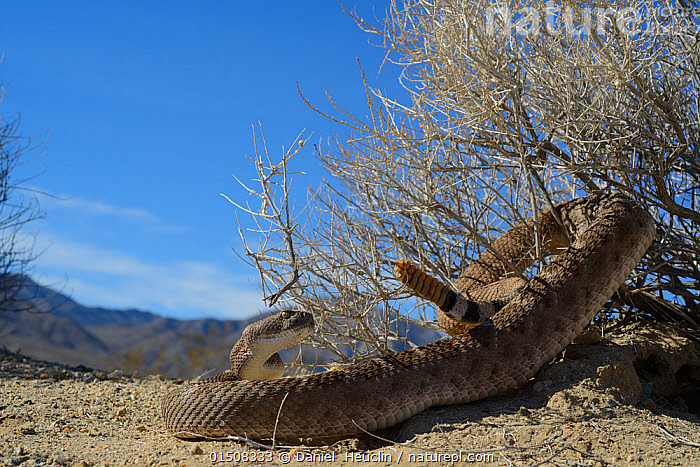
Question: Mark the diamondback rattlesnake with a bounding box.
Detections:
[162,193,655,441]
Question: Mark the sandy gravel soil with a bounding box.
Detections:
[2,321,700,466]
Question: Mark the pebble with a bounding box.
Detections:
[533,379,554,393]
[115,407,128,417]
[191,445,203,455]
[640,398,657,410]
[14,446,27,456]
[572,329,602,345]
[108,370,123,380]
[92,370,108,381]
[20,424,37,435]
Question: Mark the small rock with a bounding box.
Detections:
[92,370,108,381]
[596,363,643,405]
[533,379,555,393]
[14,446,27,456]
[19,424,36,435]
[563,344,596,360]
[136,425,147,432]
[115,407,127,417]
[547,389,582,412]
[640,398,657,411]
[108,369,123,380]
[191,445,204,455]
[573,329,602,345]
[55,456,66,465]
[9,456,29,466]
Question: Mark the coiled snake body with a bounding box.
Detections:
[162,194,655,441]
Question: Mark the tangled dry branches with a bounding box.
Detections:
[229,0,700,366]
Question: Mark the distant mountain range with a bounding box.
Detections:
[0,278,255,379]
[0,278,441,379]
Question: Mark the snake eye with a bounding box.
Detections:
[280,310,292,320]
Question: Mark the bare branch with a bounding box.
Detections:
[0,99,47,313]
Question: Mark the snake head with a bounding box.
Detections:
[244,310,315,350]
[275,309,315,334]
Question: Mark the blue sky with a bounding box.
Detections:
[0,1,401,320]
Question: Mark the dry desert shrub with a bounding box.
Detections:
[227,0,700,367]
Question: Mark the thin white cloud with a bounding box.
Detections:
[34,237,265,320]
[60,197,159,222]
[38,191,185,234]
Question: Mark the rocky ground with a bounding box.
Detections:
[2,321,700,466]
